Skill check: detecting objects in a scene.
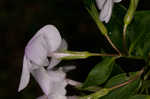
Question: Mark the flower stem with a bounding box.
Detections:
[91,53,118,57]
[123,24,128,55]
[105,34,122,56]
[86,4,122,56]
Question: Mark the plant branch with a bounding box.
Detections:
[109,68,144,91]
[105,34,122,56]
[87,4,122,56]
[91,53,119,57]
[122,24,128,55]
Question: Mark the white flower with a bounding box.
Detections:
[33,68,68,98]
[34,68,80,99]
[37,95,78,99]
[18,25,68,92]
[96,0,122,23]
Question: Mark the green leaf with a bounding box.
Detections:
[128,95,150,99]
[105,73,130,88]
[101,73,140,99]
[105,4,127,53]
[127,11,150,57]
[83,57,115,87]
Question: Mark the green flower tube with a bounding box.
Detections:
[124,0,139,26]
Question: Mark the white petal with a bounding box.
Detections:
[25,25,62,66]
[47,39,68,69]
[37,95,48,99]
[62,65,76,72]
[18,55,31,92]
[25,30,48,66]
[47,69,67,95]
[67,96,78,99]
[48,94,67,99]
[42,25,62,52]
[113,0,122,3]
[103,2,114,23]
[100,0,113,23]
[47,58,61,69]
[57,39,68,52]
[66,79,82,86]
[32,25,62,52]
[47,69,66,81]
[31,67,51,95]
[51,80,67,95]
[96,0,106,10]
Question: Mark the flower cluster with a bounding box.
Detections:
[18,25,79,99]
[18,0,123,98]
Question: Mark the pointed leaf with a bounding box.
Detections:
[105,72,136,88]
[101,72,140,99]
[83,57,115,87]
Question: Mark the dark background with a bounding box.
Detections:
[0,0,150,99]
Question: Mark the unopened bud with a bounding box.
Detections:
[124,0,139,26]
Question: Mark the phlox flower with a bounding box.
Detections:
[18,25,67,93]
[96,0,122,23]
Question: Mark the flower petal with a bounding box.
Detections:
[48,93,67,99]
[18,55,31,92]
[47,69,67,95]
[37,95,48,99]
[31,67,51,95]
[113,0,122,3]
[43,25,62,52]
[100,0,113,23]
[67,96,78,99]
[47,39,68,69]
[103,2,113,23]
[25,25,62,66]
[57,39,68,52]
[62,65,76,72]
[96,0,106,10]
[47,58,61,69]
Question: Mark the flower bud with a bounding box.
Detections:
[124,0,139,26]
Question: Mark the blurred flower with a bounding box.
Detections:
[18,25,68,92]
[67,96,79,99]
[96,0,122,23]
[34,68,68,98]
[35,68,80,99]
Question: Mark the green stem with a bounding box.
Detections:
[90,53,118,57]
[123,24,128,55]
[105,34,122,56]
[86,4,122,56]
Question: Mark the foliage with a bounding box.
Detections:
[77,0,150,98]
